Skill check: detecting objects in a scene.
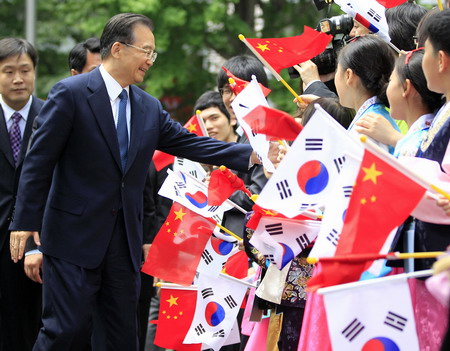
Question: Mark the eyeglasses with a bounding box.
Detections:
[219,86,233,97]
[121,43,158,62]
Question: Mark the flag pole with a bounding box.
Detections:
[239,34,304,103]
[215,223,243,242]
[438,0,444,11]
[360,135,450,200]
[316,269,433,295]
[307,251,445,264]
[156,282,198,291]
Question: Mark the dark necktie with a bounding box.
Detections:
[9,112,22,165]
[117,89,128,170]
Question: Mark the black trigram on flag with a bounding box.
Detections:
[176,158,184,166]
[189,170,198,178]
[343,185,353,198]
[326,229,340,247]
[276,180,292,200]
[384,311,407,331]
[368,8,382,22]
[265,222,283,235]
[296,233,311,251]
[195,324,206,336]
[201,287,214,299]
[333,156,346,173]
[202,249,214,265]
[265,254,276,264]
[175,181,187,189]
[342,318,365,341]
[224,295,237,309]
[212,214,222,223]
[208,205,219,213]
[213,329,225,338]
[305,138,323,151]
[299,203,317,211]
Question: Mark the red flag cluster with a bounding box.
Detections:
[207,166,251,206]
[243,105,303,141]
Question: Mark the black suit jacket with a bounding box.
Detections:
[0,97,44,251]
[10,68,252,271]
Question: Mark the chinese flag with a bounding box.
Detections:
[152,115,207,171]
[222,250,249,279]
[245,26,332,73]
[142,203,216,285]
[243,105,303,141]
[153,288,201,350]
[222,67,271,97]
[207,166,251,206]
[376,0,408,8]
[246,203,315,231]
[307,148,426,291]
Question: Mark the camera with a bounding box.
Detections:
[288,14,353,78]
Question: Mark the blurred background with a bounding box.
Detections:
[0,0,435,122]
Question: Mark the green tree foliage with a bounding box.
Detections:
[0,0,346,120]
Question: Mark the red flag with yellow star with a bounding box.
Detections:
[245,26,332,73]
[152,115,208,171]
[142,203,216,285]
[222,67,271,97]
[153,287,201,350]
[307,149,426,291]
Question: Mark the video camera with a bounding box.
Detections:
[288,14,353,78]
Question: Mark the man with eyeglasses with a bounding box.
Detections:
[9,13,277,351]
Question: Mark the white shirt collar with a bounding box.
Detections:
[98,64,129,101]
[0,95,32,123]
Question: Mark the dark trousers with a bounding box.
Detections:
[33,212,140,351]
[0,240,42,351]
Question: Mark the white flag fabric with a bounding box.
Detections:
[184,273,248,351]
[398,156,450,225]
[159,169,232,220]
[173,156,207,181]
[321,276,419,351]
[255,262,291,304]
[197,236,239,278]
[334,0,391,42]
[249,217,321,269]
[256,104,362,217]
[309,153,361,258]
[230,76,275,173]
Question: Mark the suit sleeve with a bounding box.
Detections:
[10,82,75,231]
[152,101,253,173]
[304,81,337,98]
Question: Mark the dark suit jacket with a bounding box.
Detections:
[0,97,44,251]
[10,68,252,271]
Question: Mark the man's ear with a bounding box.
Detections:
[110,42,122,58]
[70,69,80,76]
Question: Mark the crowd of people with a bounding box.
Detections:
[1,2,450,351]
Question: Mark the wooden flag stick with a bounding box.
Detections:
[238,34,303,104]
[307,251,445,264]
[215,223,242,242]
[438,0,444,11]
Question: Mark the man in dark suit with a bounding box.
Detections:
[0,38,43,351]
[9,13,271,351]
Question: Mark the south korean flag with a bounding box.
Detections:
[321,275,419,351]
[256,105,363,218]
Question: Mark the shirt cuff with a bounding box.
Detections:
[25,249,41,256]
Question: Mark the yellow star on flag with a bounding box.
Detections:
[256,43,269,52]
[362,163,383,184]
[174,208,186,221]
[262,209,277,216]
[361,198,367,205]
[186,123,197,133]
[166,294,179,307]
[370,195,377,202]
